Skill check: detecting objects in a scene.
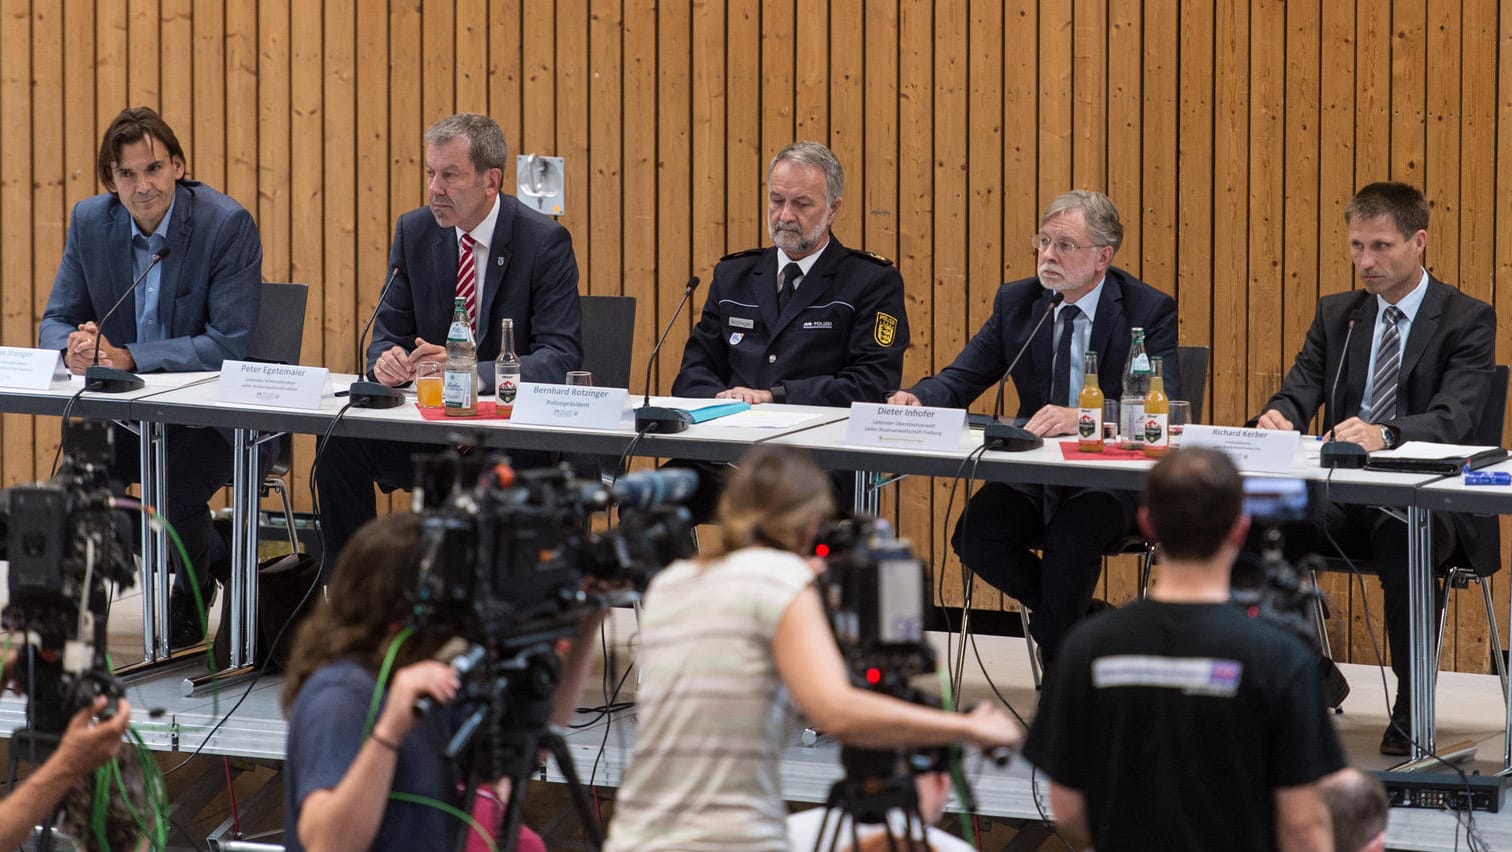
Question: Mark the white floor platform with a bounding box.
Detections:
[2,585,1510,850]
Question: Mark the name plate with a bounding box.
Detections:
[0,346,65,390]
[1179,425,1299,473]
[510,382,627,429]
[218,361,329,409]
[845,403,967,452]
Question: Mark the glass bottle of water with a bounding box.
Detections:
[1119,327,1150,449]
[495,318,521,417]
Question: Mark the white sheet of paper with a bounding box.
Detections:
[218,361,329,409]
[845,402,967,452]
[1178,424,1299,472]
[510,382,627,428]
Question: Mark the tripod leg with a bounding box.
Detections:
[540,730,605,850]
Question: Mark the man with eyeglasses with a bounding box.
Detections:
[889,191,1179,670]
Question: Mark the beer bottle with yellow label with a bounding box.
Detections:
[1077,351,1104,452]
[1143,355,1169,457]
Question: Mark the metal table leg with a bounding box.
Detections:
[183,428,272,696]
[127,420,171,663]
[1406,505,1435,758]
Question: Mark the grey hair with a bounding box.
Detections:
[769,141,845,204]
[423,113,509,174]
[1042,190,1124,253]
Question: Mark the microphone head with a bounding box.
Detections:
[1047,290,1065,305]
[154,246,172,261]
[685,275,701,293]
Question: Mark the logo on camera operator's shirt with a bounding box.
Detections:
[1092,654,1242,697]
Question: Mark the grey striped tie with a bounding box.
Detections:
[1369,306,1404,422]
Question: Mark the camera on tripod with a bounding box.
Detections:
[0,419,133,735]
[400,445,697,852]
[406,445,696,647]
[813,517,959,830]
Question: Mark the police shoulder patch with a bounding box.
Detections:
[874,312,899,347]
[719,247,765,262]
[851,249,894,266]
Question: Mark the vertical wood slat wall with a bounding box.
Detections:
[1,0,1508,673]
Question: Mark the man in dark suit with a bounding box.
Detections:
[40,106,263,646]
[314,113,582,569]
[667,141,909,519]
[890,191,1180,667]
[1254,181,1496,755]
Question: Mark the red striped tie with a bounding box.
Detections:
[456,233,478,329]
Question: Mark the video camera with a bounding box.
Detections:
[0,419,133,734]
[812,517,958,828]
[407,445,696,649]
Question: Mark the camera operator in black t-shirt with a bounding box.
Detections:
[1022,448,1346,851]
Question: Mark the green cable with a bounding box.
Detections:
[363,627,414,740]
[89,762,111,851]
[388,791,498,852]
[360,630,501,852]
[936,664,976,848]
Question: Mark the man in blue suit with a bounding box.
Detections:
[40,106,263,647]
[890,191,1179,668]
[314,113,582,570]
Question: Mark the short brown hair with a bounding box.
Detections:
[1346,181,1429,239]
[1143,448,1243,560]
[424,113,509,175]
[97,106,186,189]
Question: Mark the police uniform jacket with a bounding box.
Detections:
[910,266,1180,412]
[671,236,908,406]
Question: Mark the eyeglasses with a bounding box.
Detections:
[1031,234,1106,255]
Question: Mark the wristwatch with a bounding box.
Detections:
[1379,425,1397,449]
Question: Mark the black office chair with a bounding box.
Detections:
[579,295,636,390]
[240,282,308,551]
[573,295,636,484]
[1308,364,1510,704]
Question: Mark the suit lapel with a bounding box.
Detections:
[158,184,193,336]
[475,197,515,350]
[1397,277,1443,389]
[431,221,457,331]
[1027,288,1058,403]
[104,206,134,342]
[1089,273,1123,386]
[754,248,780,333]
[1345,296,1377,417]
[772,238,844,337]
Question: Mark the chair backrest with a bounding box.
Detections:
[579,295,636,389]
[1177,344,1210,423]
[1474,364,1510,445]
[248,282,309,365]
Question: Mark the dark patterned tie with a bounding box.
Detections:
[1369,306,1404,422]
[1049,304,1081,407]
[778,262,802,312]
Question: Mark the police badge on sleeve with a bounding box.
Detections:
[874,312,899,347]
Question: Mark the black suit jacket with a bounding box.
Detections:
[1262,277,1495,444]
[370,195,582,389]
[671,236,909,406]
[911,267,1181,413]
[1259,276,1498,573]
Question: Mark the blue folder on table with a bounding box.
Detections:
[686,401,751,423]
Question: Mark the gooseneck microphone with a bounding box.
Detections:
[983,291,1065,452]
[84,247,172,392]
[635,276,702,433]
[348,265,408,409]
[1320,302,1369,469]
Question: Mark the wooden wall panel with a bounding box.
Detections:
[3,0,1512,673]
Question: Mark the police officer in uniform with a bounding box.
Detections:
[669,140,909,519]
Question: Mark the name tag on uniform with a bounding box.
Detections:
[728,316,755,329]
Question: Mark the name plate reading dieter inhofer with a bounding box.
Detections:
[845,402,967,453]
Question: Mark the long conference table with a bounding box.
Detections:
[1,371,1506,763]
